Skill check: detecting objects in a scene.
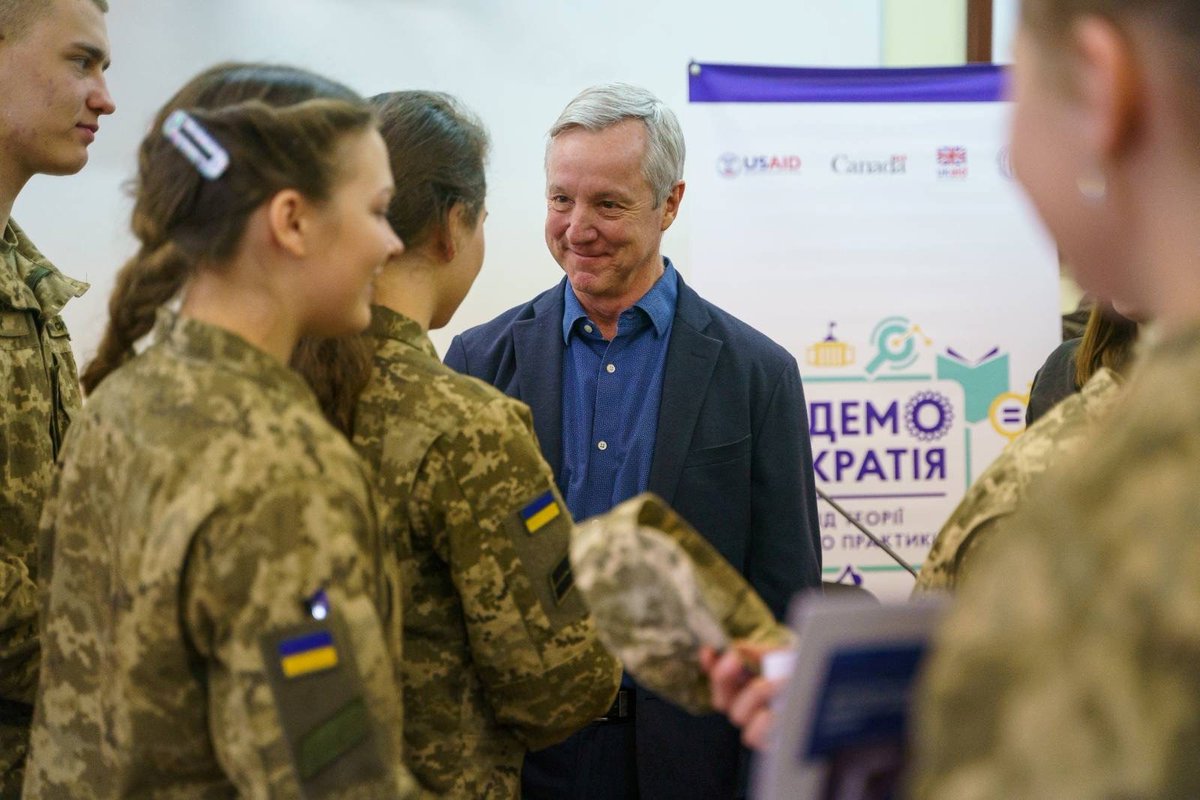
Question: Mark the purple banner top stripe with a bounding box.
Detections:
[688,62,1007,104]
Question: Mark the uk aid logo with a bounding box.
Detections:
[936,146,968,180]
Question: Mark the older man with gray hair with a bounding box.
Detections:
[446,83,821,799]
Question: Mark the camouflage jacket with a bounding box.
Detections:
[913,367,1123,594]
[0,219,87,794]
[911,325,1200,799]
[353,307,619,799]
[24,313,417,800]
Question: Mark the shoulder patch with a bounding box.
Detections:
[261,616,387,795]
[278,629,339,678]
[505,487,586,628]
[519,490,561,533]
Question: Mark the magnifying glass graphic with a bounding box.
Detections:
[866,318,921,374]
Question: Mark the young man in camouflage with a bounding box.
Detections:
[0,0,115,791]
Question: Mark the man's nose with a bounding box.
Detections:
[90,76,116,116]
[566,205,598,243]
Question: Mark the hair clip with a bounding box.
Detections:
[161,109,230,180]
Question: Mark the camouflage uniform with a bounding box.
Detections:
[913,367,1123,594]
[352,306,620,799]
[571,493,793,716]
[910,326,1200,799]
[24,313,418,799]
[0,219,87,796]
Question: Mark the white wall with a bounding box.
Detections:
[13,0,883,361]
[993,0,1018,63]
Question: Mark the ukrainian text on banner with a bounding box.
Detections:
[686,63,1059,601]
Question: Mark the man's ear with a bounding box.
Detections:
[660,181,685,232]
[266,188,311,258]
[1072,15,1142,162]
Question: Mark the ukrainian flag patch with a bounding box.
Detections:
[279,629,339,679]
[520,490,561,534]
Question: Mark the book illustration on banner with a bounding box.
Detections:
[752,595,947,800]
[935,346,1009,424]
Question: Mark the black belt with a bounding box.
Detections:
[596,689,634,723]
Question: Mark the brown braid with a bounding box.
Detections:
[81,63,370,395]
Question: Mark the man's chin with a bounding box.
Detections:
[41,151,90,177]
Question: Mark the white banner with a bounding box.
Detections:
[686,64,1059,600]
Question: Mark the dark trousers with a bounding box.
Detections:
[522,719,639,800]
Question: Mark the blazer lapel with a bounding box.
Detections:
[512,281,566,477]
[649,278,721,504]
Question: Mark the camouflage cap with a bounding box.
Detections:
[570,493,794,715]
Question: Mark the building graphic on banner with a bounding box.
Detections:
[805,316,1029,598]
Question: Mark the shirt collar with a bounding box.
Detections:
[561,257,679,344]
[155,309,315,404]
[0,219,89,316]
[368,304,438,359]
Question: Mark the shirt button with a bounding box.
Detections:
[606,363,616,374]
[597,440,608,451]
[584,324,594,334]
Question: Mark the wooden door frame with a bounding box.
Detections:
[967,0,994,62]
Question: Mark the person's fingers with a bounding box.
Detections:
[698,645,719,673]
[708,648,754,712]
[742,707,776,751]
[729,640,779,673]
[728,676,783,730]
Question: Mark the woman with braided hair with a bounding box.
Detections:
[24,64,416,798]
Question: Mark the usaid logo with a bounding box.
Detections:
[831,154,908,175]
[717,153,802,178]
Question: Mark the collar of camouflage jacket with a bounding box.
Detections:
[154,308,320,407]
[368,304,438,360]
[0,219,88,317]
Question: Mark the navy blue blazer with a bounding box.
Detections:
[445,272,822,798]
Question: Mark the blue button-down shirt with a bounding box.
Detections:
[560,259,678,524]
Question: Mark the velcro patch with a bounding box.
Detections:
[261,616,386,796]
[296,697,369,780]
[505,486,584,628]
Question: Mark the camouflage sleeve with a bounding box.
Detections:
[182,479,418,799]
[0,554,39,703]
[910,439,1200,799]
[412,397,619,751]
[949,515,1007,591]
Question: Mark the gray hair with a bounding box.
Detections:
[547,83,685,207]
